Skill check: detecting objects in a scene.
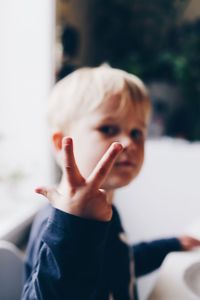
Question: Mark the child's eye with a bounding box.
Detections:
[98,125,119,136]
[131,129,144,140]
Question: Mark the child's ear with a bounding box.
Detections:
[52,132,63,151]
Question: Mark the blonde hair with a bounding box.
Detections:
[47,65,151,133]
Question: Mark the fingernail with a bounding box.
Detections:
[63,137,72,146]
[113,142,123,151]
[35,187,42,194]
[35,187,47,196]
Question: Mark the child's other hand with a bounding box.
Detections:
[35,137,123,221]
[179,235,200,251]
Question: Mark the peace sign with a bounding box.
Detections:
[36,137,123,221]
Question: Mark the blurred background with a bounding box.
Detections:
[55,0,200,141]
[0,1,200,300]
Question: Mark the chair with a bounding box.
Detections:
[0,240,24,300]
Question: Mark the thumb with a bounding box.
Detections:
[35,186,60,204]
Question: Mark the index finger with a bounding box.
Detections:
[62,137,84,187]
[87,142,123,188]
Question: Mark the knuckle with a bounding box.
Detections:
[64,165,75,177]
[98,166,106,178]
[68,186,76,196]
[110,148,118,157]
[64,143,71,151]
[65,165,73,171]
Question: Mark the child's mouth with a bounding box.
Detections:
[114,161,135,168]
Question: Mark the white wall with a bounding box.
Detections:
[0,0,55,185]
[0,1,55,212]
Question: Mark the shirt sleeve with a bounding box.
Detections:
[22,207,110,300]
[132,237,182,277]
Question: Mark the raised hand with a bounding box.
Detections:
[36,137,123,221]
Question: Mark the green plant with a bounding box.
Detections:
[168,20,200,140]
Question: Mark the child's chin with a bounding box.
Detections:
[105,176,134,189]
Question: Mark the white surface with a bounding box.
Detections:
[115,137,200,300]
[184,261,200,298]
[148,251,200,300]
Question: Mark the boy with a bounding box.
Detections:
[22,66,200,300]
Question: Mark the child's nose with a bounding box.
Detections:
[120,135,136,150]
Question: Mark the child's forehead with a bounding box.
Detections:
[100,92,126,110]
[95,92,147,121]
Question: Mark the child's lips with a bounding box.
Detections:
[114,161,136,168]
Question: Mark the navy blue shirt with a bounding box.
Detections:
[22,205,182,300]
